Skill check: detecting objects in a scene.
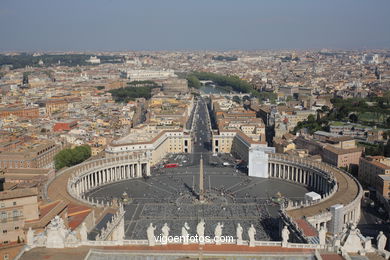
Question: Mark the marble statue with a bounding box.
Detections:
[117,217,125,243]
[377,231,387,252]
[147,223,156,246]
[197,219,206,244]
[341,224,364,253]
[236,223,243,245]
[46,216,67,248]
[282,226,290,247]
[80,222,88,242]
[319,226,326,245]
[182,222,190,245]
[161,223,170,245]
[65,231,78,245]
[26,227,34,247]
[214,222,224,245]
[36,233,47,247]
[248,224,256,247]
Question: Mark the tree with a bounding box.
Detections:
[349,113,358,123]
[54,145,91,170]
[109,85,158,102]
[307,114,316,122]
[321,106,330,113]
[386,117,390,128]
[186,75,201,89]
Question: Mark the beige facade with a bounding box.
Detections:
[0,141,60,169]
[212,131,236,153]
[322,145,363,169]
[358,156,390,199]
[45,99,69,116]
[212,131,266,162]
[106,125,192,166]
[210,96,267,161]
[0,188,39,244]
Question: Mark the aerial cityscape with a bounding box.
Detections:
[0,1,390,260]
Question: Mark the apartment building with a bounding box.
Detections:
[0,141,61,169]
[211,97,267,163]
[0,107,39,119]
[358,156,390,199]
[105,125,192,165]
[0,188,39,244]
[322,145,363,169]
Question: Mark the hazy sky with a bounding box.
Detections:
[1,0,390,52]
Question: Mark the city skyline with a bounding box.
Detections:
[1,0,390,52]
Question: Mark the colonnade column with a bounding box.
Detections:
[146,162,151,176]
[137,162,141,177]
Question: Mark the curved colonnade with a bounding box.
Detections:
[67,153,150,206]
[268,153,363,230]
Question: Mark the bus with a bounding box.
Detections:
[164,163,179,168]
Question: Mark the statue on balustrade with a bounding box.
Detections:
[181,222,190,245]
[377,231,387,252]
[197,219,206,244]
[147,223,156,246]
[80,222,88,242]
[248,224,256,247]
[282,225,290,247]
[27,227,34,247]
[236,223,243,245]
[161,223,170,245]
[214,222,224,245]
[319,226,326,245]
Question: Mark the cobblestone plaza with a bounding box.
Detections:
[86,163,309,241]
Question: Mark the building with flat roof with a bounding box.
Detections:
[0,107,39,119]
[294,131,363,171]
[0,141,61,169]
[322,145,363,169]
[162,78,188,95]
[120,69,175,81]
[0,187,39,244]
[105,124,192,166]
[211,97,267,163]
[358,156,390,202]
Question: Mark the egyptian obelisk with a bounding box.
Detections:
[199,154,204,202]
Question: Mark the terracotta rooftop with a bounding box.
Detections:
[294,218,318,237]
[67,203,92,230]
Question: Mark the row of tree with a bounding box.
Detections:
[0,54,123,69]
[109,85,158,102]
[54,145,91,170]
[293,114,329,135]
[185,72,277,102]
[362,141,390,157]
